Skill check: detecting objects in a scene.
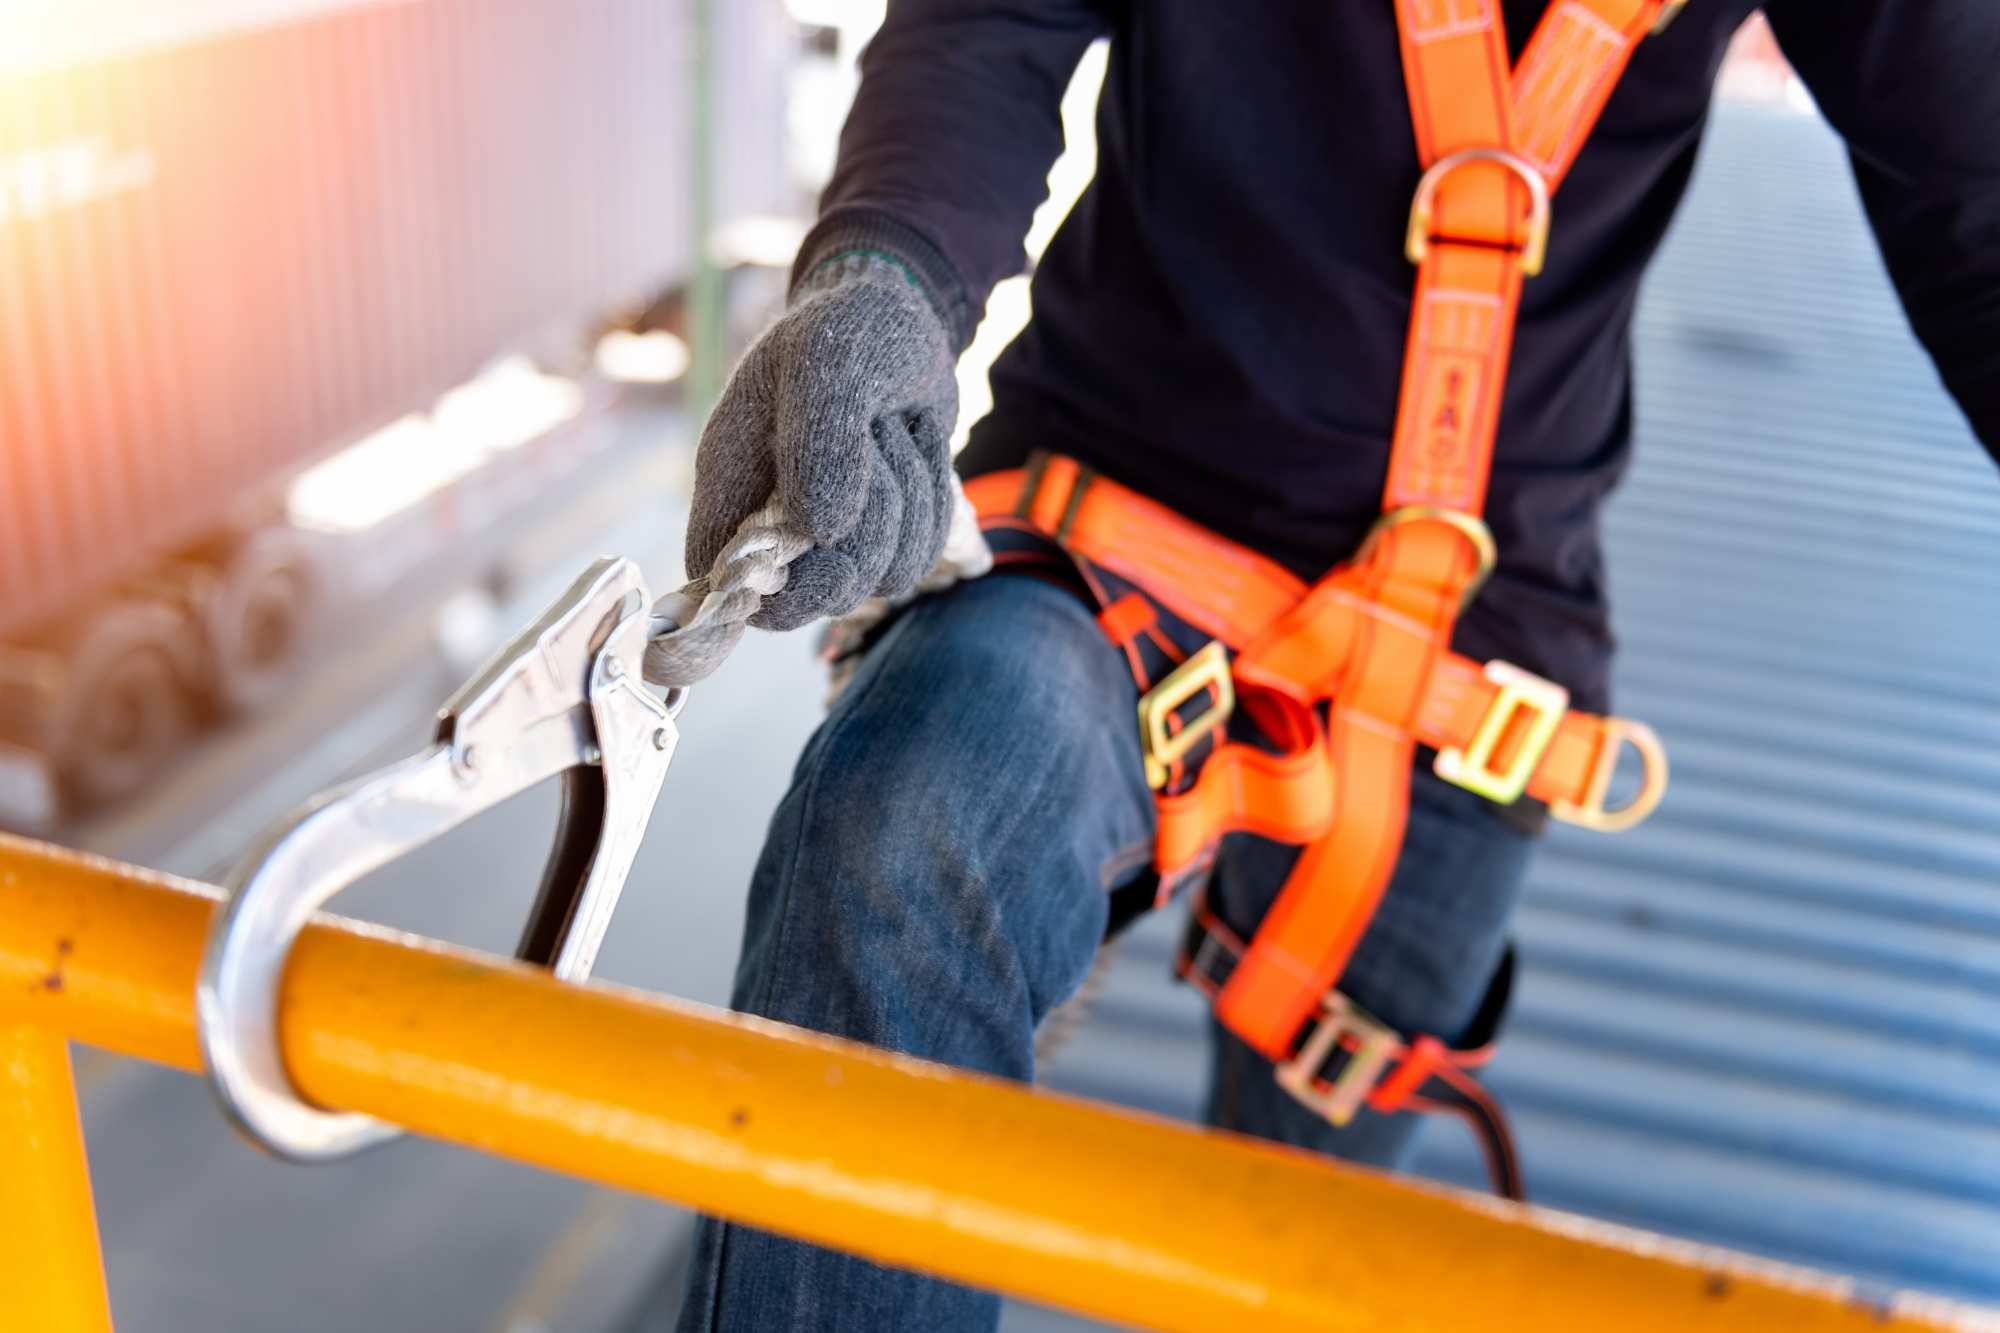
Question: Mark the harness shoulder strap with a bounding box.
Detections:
[1387,0,1664,515]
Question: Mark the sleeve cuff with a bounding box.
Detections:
[791,208,980,352]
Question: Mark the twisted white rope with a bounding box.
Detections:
[643,497,810,688]
[644,476,994,691]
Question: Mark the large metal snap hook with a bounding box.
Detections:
[197,556,683,1162]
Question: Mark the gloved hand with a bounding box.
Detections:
[686,251,958,631]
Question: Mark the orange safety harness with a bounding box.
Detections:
[963,0,1680,1198]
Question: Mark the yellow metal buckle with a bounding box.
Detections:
[1405,147,1552,277]
[1273,991,1400,1128]
[1434,660,1569,805]
[1137,640,1234,790]
[1550,717,1669,833]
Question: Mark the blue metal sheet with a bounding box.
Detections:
[1034,100,2000,1311]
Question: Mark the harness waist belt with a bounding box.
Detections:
[967,461,1666,875]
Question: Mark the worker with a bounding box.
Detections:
[663,1,2000,1329]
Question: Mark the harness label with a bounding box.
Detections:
[1391,288,1503,511]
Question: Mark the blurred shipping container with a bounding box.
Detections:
[0,0,793,822]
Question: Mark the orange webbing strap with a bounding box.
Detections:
[1215,0,1671,1060]
[1511,0,1673,189]
[1386,0,1527,515]
[1385,244,1525,514]
[1153,698,1336,873]
[969,466,1459,668]
[981,456,1307,644]
[1215,517,1478,1052]
[1413,652,1668,828]
[967,465,1665,854]
[1179,899,1527,1198]
[1385,0,1667,515]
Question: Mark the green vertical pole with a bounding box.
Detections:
[686,0,726,430]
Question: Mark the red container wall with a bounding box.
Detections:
[0,0,720,638]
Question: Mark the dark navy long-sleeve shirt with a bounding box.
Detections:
[799,0,2000,711]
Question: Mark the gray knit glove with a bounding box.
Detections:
[685,252,958,632]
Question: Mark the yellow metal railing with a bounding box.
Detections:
[0,830,1984,1332]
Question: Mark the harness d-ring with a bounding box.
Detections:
[196,556,684,1162]
[1549,717,1669,833]
[1356,505,1500,611]
[1405,147,1552,277]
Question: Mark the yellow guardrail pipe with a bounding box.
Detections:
[0,831,1987,1333]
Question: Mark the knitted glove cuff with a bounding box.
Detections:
[794,250,934,311]
[790,208,977,352]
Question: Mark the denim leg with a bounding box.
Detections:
[1204,767,1536,1166]
[677,574,1155,1333]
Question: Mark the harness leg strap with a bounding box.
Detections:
[1215,721,1415,1058]
[1181,903,1526,1199]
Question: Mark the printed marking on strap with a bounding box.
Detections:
[1405,0,1498,44]
[1510,1,1630,178]
[1390,288,1506,511]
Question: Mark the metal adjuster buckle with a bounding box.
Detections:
[197,557,682,1162]
[1434,660,1569,805]
[1274,990,1402,1127]
[1014,450,1096,544]
[1405,147,1552,277]
[1550,716,1669,832]
[1137,640,1234,790]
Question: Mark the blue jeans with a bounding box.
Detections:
[676,573,1535,1333]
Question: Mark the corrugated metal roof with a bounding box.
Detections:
[1034,100,2000,1312]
